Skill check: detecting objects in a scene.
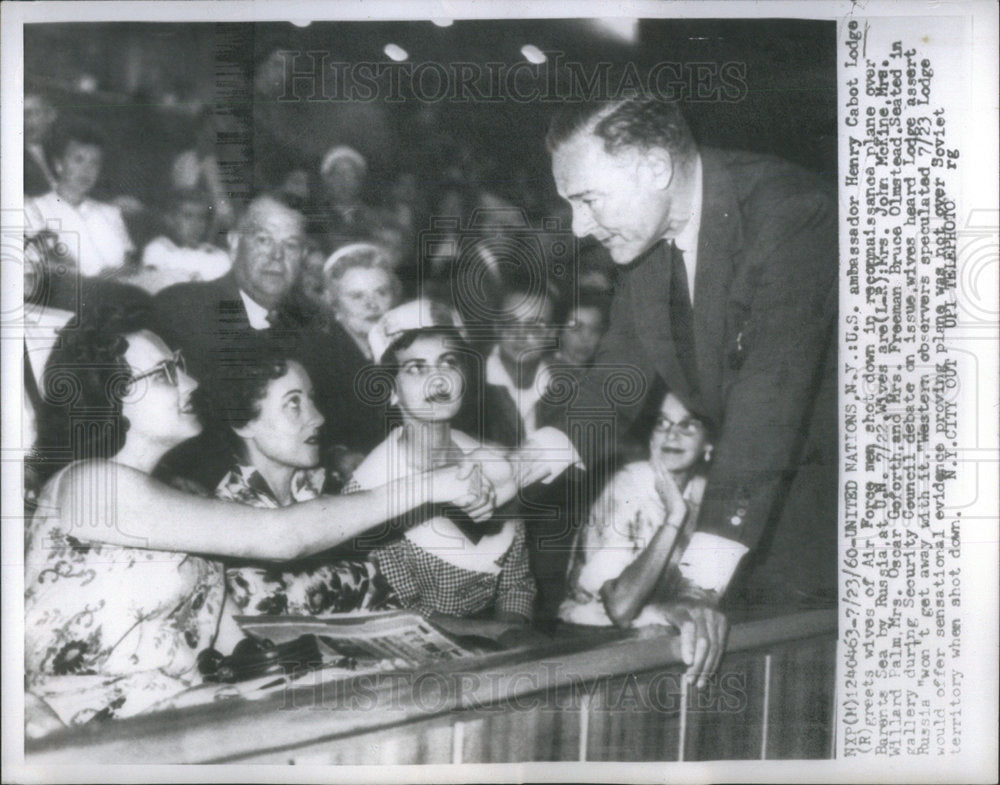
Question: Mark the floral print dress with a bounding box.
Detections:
[215,464,397,616]
[24,462,227,728]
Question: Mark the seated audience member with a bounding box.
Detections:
[317,146,383,250]
[483,278,563,448]
[23,91,58,197]
[321,242,403,361]
[559,391,727,686]
[552,290,609,371]
[298,239,330,311]
[25,120,134,277]
[24,305,493,737]
[319,242,404,463]
[203,338,397,616]
[345,300,535,625]
[273,167,313,213]
[151,196,340,489]
[133,189,230,291]
[481,278,594,621]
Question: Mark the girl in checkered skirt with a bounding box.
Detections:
[344,301,536,625]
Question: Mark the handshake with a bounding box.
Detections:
[428,427,582,523]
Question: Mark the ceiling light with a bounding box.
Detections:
[520,45,547,64]
[383,44,409,62]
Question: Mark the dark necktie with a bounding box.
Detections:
[668,241,699,394]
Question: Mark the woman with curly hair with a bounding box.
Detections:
[23,305,493,737]
[201,337,397,616]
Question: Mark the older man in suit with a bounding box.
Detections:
[522,95,837,678]
[152,196,341,488]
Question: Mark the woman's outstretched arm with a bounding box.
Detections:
[54,460,489,561]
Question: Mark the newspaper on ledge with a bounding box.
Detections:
[235,609,501,666]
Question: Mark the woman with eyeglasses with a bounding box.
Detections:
[558,391,727,687]
[23,305,493,737]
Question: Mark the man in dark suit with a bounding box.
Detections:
[152,196,341,489]
[523,95,837,673]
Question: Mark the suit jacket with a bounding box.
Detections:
[545,147,839,603]
[151,273,355,486]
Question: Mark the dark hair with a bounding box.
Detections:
[380,326,471,375]
[633,384,718,449]
[44,119,109,170]
[29,302,153,485]
[195,338,291,431]
[564,290,610,328]
[546,95,696,162]
[497,274,567,328]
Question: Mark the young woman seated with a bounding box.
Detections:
[23,305,493,737]
[344,300,536,627]
[559,391,728,685]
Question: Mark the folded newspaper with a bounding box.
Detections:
[235,609,503,668]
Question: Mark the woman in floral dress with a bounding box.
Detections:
[24,306,494,737]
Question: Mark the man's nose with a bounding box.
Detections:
[571,205,596,238]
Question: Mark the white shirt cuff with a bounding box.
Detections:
[523,426,584,483]
[677,532,750,596]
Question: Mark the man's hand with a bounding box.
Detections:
[512,426,583,487]
[444,461,496,522]
[656,599,728,690]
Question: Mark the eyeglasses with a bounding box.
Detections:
[129,350,187,387]
[652,413,704,436]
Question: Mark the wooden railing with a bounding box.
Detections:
[24,608,837,764]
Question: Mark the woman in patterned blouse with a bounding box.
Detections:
[202,337,397,616]
[23,305,494,737]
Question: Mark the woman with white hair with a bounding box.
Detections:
[318,243,404,467]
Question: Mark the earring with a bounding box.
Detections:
[703,445,713,462]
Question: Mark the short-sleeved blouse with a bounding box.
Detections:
[24,461,226,726]
[559,461,705,627]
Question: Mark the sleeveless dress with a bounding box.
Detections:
[24,461,226,727]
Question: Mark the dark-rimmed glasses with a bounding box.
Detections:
[129,349,187,387]
[652,413,704,437]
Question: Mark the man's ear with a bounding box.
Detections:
[227,230,241,258]
[637,147,674,190]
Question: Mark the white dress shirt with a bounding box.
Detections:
[239,290,271,330]
[25,191,134,277]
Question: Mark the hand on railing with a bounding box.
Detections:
[653,590,729,690]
